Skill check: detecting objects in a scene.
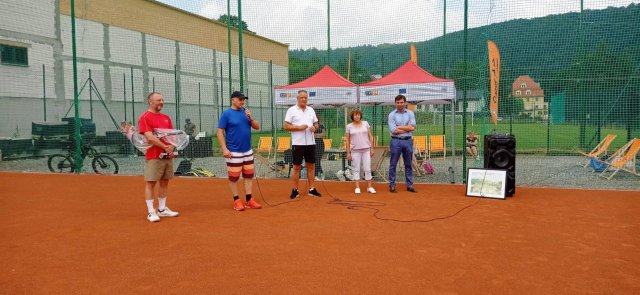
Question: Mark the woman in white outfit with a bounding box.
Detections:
[346,109,376,194]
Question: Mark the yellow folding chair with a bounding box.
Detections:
[598,138,640,180]
[322,138,333,159]
[428,135,446,159]
[323,138,333,150]
[256,137,273,157]
[578,134,617,167]
[275,137,291,159]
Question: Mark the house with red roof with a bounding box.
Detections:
[512,75,548,120]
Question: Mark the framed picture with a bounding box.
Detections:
[466,168,507,199]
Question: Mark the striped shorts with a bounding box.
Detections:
[225,149,255,182]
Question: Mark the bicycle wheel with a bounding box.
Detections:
[48,154,74,173]
[92,155,119,174]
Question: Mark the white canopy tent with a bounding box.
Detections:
[359,61,456,106]
[274,65,358,108]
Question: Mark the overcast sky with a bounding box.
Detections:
[157,0,637,50]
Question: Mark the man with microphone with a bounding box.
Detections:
[284,90,322,199]
[217,91,262,211]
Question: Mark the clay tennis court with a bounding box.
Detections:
[1,172,639,294]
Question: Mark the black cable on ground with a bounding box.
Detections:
[320,180,481,223]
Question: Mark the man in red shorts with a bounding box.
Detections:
[138,92,180,222]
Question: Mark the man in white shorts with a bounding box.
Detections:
[217,91,262,211]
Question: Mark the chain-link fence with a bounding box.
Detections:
[1,0,638,190]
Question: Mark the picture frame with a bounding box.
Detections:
[466,168,507,199]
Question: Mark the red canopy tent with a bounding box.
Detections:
[359,61,456,105]
[274,65,358,108]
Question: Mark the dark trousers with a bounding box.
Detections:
[389,138,414,187]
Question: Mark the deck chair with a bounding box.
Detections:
[256,137,273,158]
[339,136,346,150]
[413,135,428,158]
[371,146,388,181]
[598,138,640,180]
[253,153,288,178]
[275,137,291,159]
[578,134,617,167]
[334,136,346,159]
[397,147,425,176]
[429,135,446,159]
[411,148,425,176]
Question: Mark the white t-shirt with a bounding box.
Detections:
[285,105,318,146]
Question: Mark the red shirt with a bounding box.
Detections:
[138,111,174,160]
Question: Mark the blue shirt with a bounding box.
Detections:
[388,109,416,138]
[218,108,251,152]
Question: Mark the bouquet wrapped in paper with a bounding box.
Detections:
[121,122,189,157]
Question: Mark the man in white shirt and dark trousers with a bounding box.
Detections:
[284,90,322,199]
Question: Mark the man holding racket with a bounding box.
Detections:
[138,92,180,222]
[217,91,262,211]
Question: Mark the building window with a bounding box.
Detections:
[0,45,28,66]
[520,83,526,88]
[526,90,532,95]
[516,90,521,96]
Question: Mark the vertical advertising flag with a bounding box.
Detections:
[410,43,418,64]
[488,40,501,126]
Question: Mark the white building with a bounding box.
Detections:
[0,0,289,138]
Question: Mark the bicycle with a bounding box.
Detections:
[47,140,119,174]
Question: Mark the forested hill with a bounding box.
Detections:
[289,3,640,84]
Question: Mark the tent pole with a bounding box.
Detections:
[450,100,456,184]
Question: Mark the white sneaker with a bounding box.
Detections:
[367,187,377,194]
[157,207,179,217]
[355,188,361,194]
[315,176,322,181]
[147,212,160,222]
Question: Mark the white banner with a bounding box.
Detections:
[359,82,456,105]
[274,86,359,106]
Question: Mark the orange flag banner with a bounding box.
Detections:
[410,43,418,64]
[488,40,501,126]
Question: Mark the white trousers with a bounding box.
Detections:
[351,149,372,181]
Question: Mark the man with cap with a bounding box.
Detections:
[217,91,262,211]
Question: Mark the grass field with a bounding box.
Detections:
[215,121,636,154]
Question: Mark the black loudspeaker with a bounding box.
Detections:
[484,134,516,197]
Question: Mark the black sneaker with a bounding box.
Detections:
[390,186,397,193]
[290,188,300,200]
[407,187,417,193]
[308,188,322,198]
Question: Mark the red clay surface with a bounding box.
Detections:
[1,172,639,294]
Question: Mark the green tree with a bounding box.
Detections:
[564,43,638,146]
[333,52,372,85]
[217,14,250,32]
[288,56,323,84]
